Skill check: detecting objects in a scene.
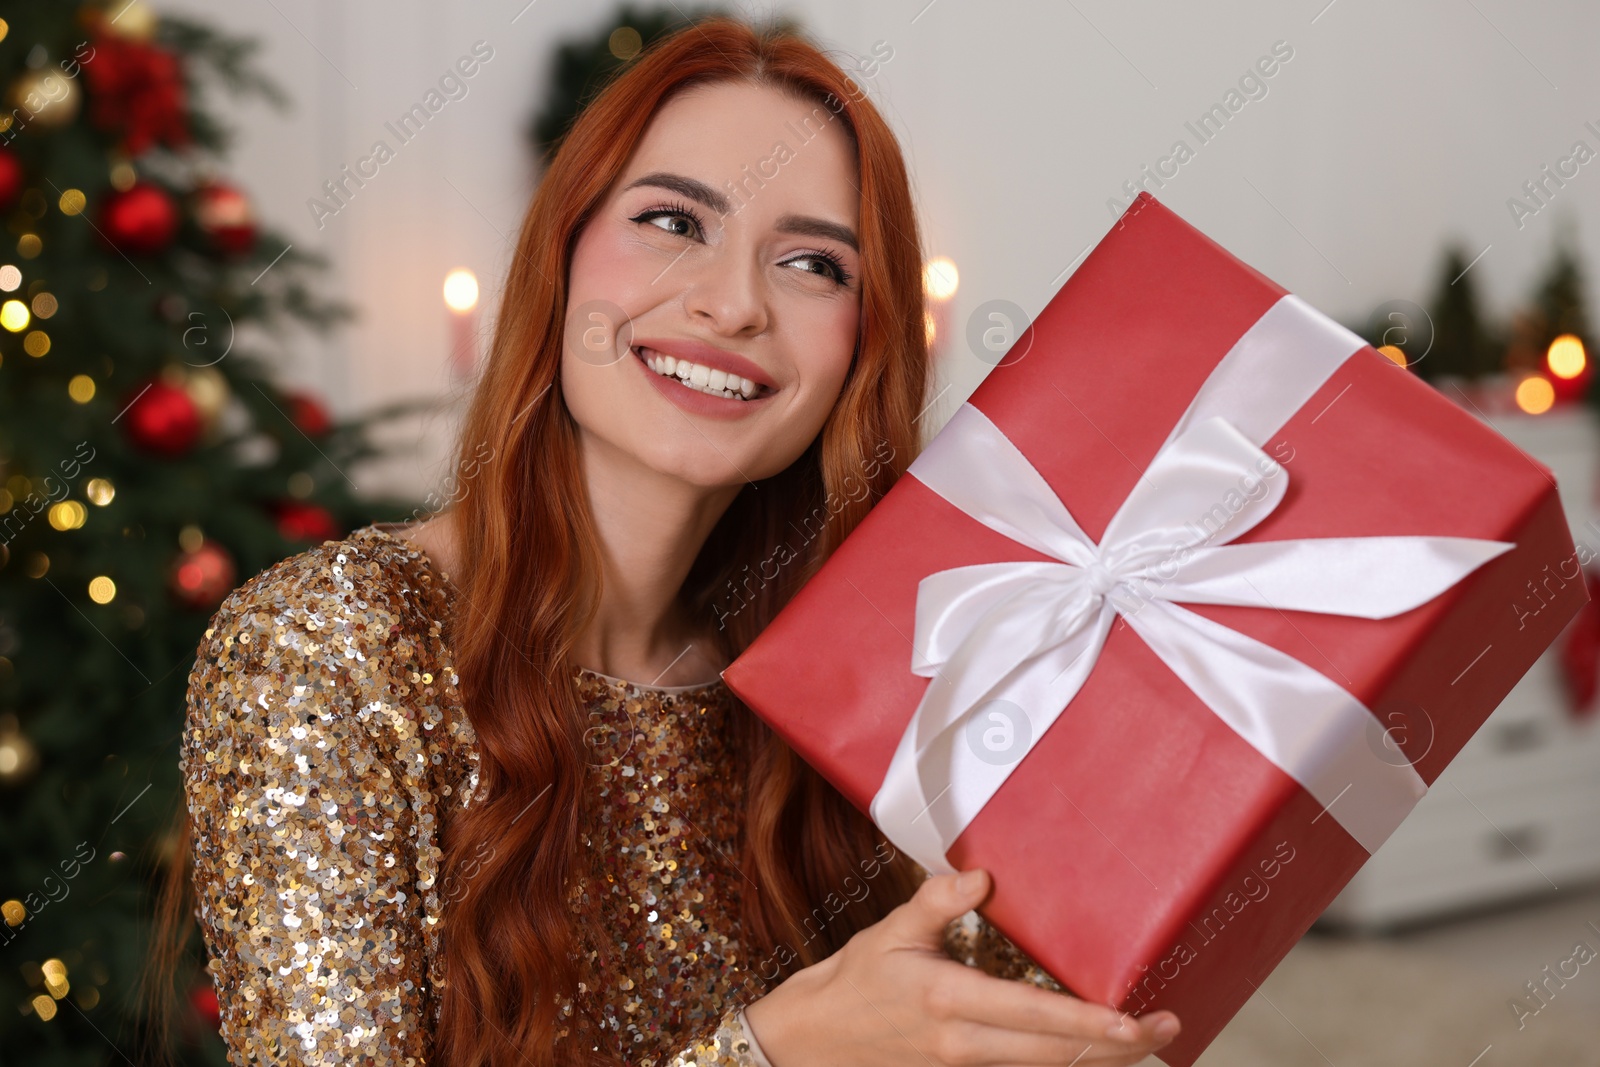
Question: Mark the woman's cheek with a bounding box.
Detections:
[820,307,859,391]
[569,221,661,315]
[788,292,859,390]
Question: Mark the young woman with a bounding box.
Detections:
[172,16,1181,1067]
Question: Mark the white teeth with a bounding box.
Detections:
[639,347,763,401]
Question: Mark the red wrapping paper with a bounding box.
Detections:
[722,192,1589,1064]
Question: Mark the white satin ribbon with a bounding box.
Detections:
[870,295,1515,875]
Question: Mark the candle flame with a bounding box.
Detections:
[443,269,479,313]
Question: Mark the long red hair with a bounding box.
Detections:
[438,15,932,1065]
[149,14,933,1067]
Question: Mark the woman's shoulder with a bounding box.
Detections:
[181,527,466,1066]
[183,523,459,739]
[207,523,451,650]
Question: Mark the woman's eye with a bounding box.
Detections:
[648,213,696,237]
[631,205,704,240]
[785,253,850,286]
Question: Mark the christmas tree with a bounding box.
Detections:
[1531,227,1595,409]
[1415,244,1501,382]
[527,4,735,168]
[525,3,823,177]
[1531,227,1593,350]
[0,4,418,1064]
[1355,229,1598,413]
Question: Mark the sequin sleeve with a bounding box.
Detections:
[943,912,1065,992]
[911,863,1064,993]
[180,553,436,1066]
[659,1004,769,1066]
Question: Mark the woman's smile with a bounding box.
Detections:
[632,341,780,420]
[631,336,776,398]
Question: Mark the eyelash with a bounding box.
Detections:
[628,200,854,287]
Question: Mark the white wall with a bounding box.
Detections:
[157,0,1600,500]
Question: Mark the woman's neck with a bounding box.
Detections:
[575,431,742,687]
[399,434,743,688]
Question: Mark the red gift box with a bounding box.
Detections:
[721,192,1589,1064]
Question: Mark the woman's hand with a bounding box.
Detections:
[742,869,1179,1066]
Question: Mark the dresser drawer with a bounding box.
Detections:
[1442,650,1600,779]
[1323,408,1600,930]
[1322,772,1600,928]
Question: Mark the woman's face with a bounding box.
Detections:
[562,79,863,491]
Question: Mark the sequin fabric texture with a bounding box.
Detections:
[181,524,1053,1067]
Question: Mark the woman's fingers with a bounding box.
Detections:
[1103,1007,1180,1047]
[919,1019,1171,1067]
[925,964,1181,1056]
[878,869,992,950]
[927,963,1159,1037]
[751,862,1183,1067]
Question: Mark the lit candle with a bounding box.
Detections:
[923,256,959,355]
[443,268,480,376]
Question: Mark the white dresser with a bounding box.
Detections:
[1321,405,1600,931]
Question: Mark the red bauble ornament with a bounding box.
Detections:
[187,982,221,1029]
[1548,349,1592,406]
[169,540,236,610]
[193,181,257,257]
[273,500,339,543]
[0,147,22,212]
[82,28,189,155]
[101,182,178,256]
[123,379,202,456]
[286,391,332,436]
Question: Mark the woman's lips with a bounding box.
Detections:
[633,346,776,420]
[631,337,777,392]
[635,346,767,399]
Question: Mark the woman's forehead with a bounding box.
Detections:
[623,81,861,220]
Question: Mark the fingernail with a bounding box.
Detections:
[1154,1017,1180,1040]
[956,869,983,894]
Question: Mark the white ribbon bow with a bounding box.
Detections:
[870,295,1515,876]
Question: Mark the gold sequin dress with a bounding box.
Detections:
[180,524,1056,1067]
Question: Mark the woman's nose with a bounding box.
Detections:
[681,249,769,338]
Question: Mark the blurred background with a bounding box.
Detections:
[3,1,1599,1064]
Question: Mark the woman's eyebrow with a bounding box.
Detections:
[622,170,859,252]
[772,213,858,253]
[624,171,732,215]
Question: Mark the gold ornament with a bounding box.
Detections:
[85,477,115,506]
[0,711,38,784]
[180,364,230,434]
[109,159,137,192]
[609,26,644,60]
[41,959,68,1000]
[7,68,81,132]
[102,1,158,41]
